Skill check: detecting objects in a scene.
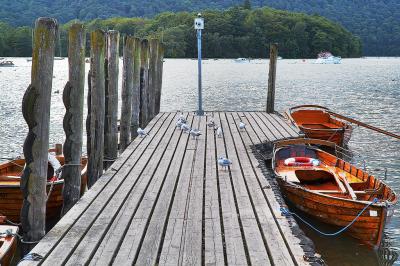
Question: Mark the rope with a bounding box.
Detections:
[0,229,40,244]
[280,198,378,236]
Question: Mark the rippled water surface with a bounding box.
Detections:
[0,57,399,265]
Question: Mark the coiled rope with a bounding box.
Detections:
[280,198,378,236]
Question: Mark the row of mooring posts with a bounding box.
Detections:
[20,17,164,249]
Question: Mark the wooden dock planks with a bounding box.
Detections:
[20,112,310,266]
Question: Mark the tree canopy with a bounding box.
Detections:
[0,7,362,58]
[0,0,397,55]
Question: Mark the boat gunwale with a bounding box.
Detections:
[287,105,351,132]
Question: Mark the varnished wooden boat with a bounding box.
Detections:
[0,225,18,266]
[272,138,397,248]
[0,155,87,223]
[287,105,353,146]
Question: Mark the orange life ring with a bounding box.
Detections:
[284,157,320,167]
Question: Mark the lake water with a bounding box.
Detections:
[0,57,399,265]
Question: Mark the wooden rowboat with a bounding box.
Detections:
[0,225,18,266]
[286,105,353,146]
[272,138,397,248]
[0,155,87,223]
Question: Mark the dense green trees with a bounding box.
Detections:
[0,0,397,55]
[0,7,362,58]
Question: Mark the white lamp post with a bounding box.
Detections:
[194,13,204,116]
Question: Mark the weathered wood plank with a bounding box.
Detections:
[268,113,300,137]
[104,30,119,168]
[21,17,58,249]
[87,29,106,187]
[252,112,288,140]
[148,39,159,120]
[89,113,192,265]
[220,112,271,265]
[155,43,164,115]
[35,114,174,265]
[255,112,292,139]
[19,113,166,265]
[129,114,196,265]
[180,114,207,265]
[203,113,225,266]
[229,112,295,265]
[64,113,181,265]
[62,23,86,215]
[242,112,274,141]
[158,115,198,266]
[214,113,248,265]
[238,112,308,264]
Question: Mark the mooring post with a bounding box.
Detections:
[148,39,159,120]
[266,43,278,113]
[139,39,150,127]
[61,23,86,215]
[20,17,57,251]
[87,30,106,188]
[155,43,164,115]
[131,38,142,139]
[104,30,119,167]
[120,36,136,152]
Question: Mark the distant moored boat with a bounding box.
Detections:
[314,51,341,64]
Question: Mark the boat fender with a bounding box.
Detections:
[48,153,62,180]
[284,157,320,167]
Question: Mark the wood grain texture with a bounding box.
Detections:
[21,17,58,249]
[120,36,135,152]
[104,30,119,168]
[130,38,141,139]
[266,43,278,113]
[139,39,150,127]
[62,23,86,215]
[87,30,106,188]
[19,112,310,266]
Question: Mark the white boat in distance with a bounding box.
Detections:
[234,58,251,63]
[314,51,341,64]
[0,60,14,67]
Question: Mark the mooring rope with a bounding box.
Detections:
[280,198,378,236]
[0,229,40,244]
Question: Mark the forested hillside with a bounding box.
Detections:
[0,0,397,55]
[0,8,361,58]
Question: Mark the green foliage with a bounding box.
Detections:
[243,0,252,10]
[0,7,362,58]
[0,0,397,55]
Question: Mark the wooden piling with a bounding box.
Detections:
[104,30,119,168]
[61,23,86,215]
[87,30,106,188]
[139,39,150,127]
[155,42,164,115]
[266,43,278,113]
[131,38,141,139]
[148,39,159,119]
[20,17,58,249]
[120,36,136,152]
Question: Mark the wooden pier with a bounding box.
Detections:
[19,111,314,265]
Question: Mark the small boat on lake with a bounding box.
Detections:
[273,138,397,248]
[0,225,18,266]
[0,60,14,67]
[0,154,87,223]
[234,57,250,63]
[314,51,341,64]
[286,105,353,146]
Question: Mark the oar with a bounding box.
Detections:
[328,111,400,140]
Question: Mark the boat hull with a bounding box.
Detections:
[0,225,18,266]
[277,178,387,248]
[287,105,353,146]
[0,156,87,223]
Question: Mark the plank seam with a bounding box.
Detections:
[35,113,168,264]
[218,112,251,265]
